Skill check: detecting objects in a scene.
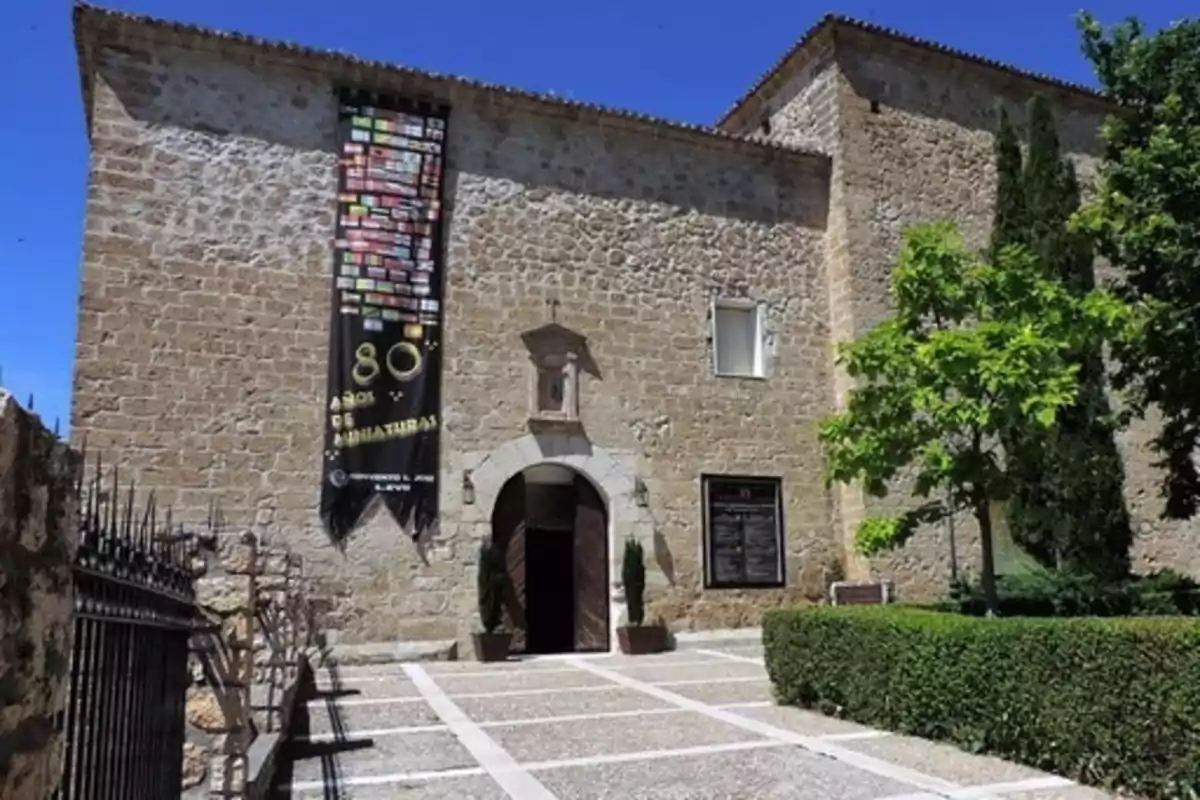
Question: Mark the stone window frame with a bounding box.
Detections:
[710,297,767,379]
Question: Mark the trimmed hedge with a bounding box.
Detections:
[948,567,1200,618]
[763,606,1200,797]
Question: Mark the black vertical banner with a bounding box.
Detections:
[320,90,449,543]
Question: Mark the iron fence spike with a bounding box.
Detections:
[123,479,136,541]
[108,464,119,536]
[148,492,157,550]
[75,434,88,494]
[140,489,154,544]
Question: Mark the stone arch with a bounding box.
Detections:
[463,432,653,653]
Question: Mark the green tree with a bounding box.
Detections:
[991,96,1133,578]
[1075,13,1200,520]
[990,107,1028,257]
[819,222,1129,615]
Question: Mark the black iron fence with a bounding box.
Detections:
[55,460,204,799]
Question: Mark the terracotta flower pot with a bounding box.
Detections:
[472,631,513,662]
[617,624,667,655]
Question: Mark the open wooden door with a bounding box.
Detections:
[491,473,528,652]
[572,475,609,652]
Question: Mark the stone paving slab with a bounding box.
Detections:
[454,686,668,722]
[702,644,764,660]
[279,648,1107,800]
[288,774,505,799]
[1006,787,1115,800]
[432,668,613,695]
[421,658,583,674]
[659,678,775,706]
[729,703,891,738]
[602,656,724,670]
[302,696,440,736]
[596,652,724,666]
[311,675,425,699]
[612,661,766,683]
[840,732,1052,787]
[487,709,768,763]
[532,744,916,800]
[287,730,476,784]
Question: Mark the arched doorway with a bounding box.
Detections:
[490,463,609,654]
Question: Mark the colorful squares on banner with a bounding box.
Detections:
[334,103,446,332]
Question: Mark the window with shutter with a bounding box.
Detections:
[712,300,763,377]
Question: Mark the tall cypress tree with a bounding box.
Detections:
[990,107,1027,256]
[993,96,1133,578]
[992,105,1053,566]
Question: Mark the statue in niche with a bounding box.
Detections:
[521,319,594,429]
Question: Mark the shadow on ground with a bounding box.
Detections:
[272,663,375,799]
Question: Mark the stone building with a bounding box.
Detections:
[70,4,1199,656]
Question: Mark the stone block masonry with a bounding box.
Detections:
[70,6,1200,658]
[184,527,317,798]
[732,21,1200,592]
[71,7,840,653]
[0,390,79,800]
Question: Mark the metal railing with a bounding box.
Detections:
[55,460,203,799]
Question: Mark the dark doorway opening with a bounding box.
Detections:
[491,465,610,656]
[525,528,575,654]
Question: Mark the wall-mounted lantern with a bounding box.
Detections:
[462,469,475,505]
[634,477,649,508]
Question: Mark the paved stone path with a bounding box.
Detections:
[275,642,1111,799]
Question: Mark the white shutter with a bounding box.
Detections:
[714,304,757,376]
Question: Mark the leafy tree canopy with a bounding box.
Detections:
[992,96,1132,578]
[1075,12,1200,518]
[819,222,1130,612]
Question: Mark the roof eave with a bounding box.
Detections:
[716,14,1110,129]
[70,2,831,171]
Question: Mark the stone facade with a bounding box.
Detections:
[71,7,835,653]
[0,390,78,800]
[721,22,1200,595]
[70,7,1200,653]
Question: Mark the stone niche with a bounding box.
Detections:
[520,323,591,430]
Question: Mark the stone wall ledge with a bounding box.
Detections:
[242,732,281,800]
[320,639,458,666]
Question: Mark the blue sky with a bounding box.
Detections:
[0,0,1189,435]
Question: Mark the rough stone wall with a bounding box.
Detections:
[184,530,312,797]
[0,390,79,800]
[745,35,871,581]
[72,26,837,651]
[719,32,883,583]
[755,28,1200,596]
[722,30,840,155]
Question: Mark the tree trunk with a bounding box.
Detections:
[975,494,1000,617]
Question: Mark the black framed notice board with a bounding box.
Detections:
[702,475,785,589]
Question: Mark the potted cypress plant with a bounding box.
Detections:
[617,537,667,655]
[472,539,512,662]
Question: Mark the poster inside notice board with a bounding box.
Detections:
[319,90,448,544]
[702,475,785,589]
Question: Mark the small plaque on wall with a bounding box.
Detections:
[702,474,785,589]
